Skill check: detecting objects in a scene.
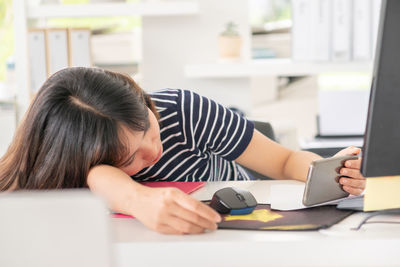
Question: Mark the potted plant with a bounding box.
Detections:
[218,22,242,60]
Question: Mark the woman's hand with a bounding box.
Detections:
[87,165,220,235]
[334,146,366,195]
[131,186,221,235]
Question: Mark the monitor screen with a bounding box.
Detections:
[361,0,400,177]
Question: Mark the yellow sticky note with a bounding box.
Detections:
[364,176,400,211]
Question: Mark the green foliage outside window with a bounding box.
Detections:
[267,0,291,22]
[250,0,291,27]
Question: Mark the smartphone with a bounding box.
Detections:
[302,155,359,206]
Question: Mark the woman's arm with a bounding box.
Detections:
[235,129,320,182]
[235,129,365,194]
[87,165,221,234]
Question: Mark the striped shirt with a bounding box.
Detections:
[131,89,254,182]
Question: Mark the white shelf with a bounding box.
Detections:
[27,1,199,18]
[184,58,373,78]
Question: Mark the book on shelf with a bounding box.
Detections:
[332,0,352,61]
[68,28,92,68]
[28,29,47,94]
[312,0,331,61]
[291,0,312,61]
[291,0,381,62]
[27,27,92,94]
[352,0,372,61]
[46,28,69,76]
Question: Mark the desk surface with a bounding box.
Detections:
[111,181,400,267]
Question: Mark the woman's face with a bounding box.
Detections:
[119,108,163,176]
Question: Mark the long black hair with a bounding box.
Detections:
[0,67,157,190]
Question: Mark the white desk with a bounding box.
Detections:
[111,181,400,267]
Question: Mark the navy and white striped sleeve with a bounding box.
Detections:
[182,90,254,161]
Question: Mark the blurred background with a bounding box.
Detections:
[0,0,378,157]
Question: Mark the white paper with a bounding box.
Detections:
[270,184,346,211]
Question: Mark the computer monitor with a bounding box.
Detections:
[361,0,400,177]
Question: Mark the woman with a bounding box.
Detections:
[0,67,365,234]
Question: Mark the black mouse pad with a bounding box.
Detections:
[213,204,354,231]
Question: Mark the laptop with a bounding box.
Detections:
[0,189,113,267]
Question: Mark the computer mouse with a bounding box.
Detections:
[210,187,257,215]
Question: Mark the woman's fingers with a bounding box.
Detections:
[339,174,366,196]
[155,223,186,235]
[172,189,221,223]
[339,176,365,189]
[164,214,207,234]
[340,167,364,179]
[340,157,366,195]
[344,158,362,169]
[169,201,218,231]
[334,146,361,157]
[154,188,221,234]
[133,187,221,235]
[342,185,364,196]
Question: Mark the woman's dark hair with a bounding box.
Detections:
[0,67,157,191]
